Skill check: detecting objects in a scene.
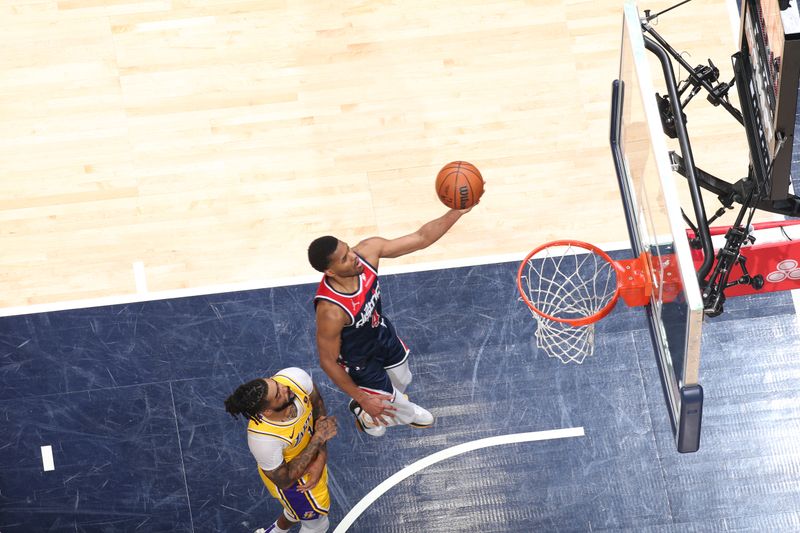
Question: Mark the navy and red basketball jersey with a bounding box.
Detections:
[314,255,406,370]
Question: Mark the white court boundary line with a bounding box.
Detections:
[333,427,585,533]
[133,261,148,293]
[0,244,631,318]
[41,445,55,472]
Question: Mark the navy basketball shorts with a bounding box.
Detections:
[343,341,408,393]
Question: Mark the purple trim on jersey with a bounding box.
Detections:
[274,486,299,521]
[277,484,327,520]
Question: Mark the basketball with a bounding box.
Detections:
[435,161,484,210]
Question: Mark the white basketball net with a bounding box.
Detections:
[519,243,618,364]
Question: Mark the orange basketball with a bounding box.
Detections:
[435,161,484,210]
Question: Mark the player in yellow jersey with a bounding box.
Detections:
[225,367,337,533]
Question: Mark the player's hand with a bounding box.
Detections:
[456,178,484,214]
[297,460,325,493]
[311,415,338,443]
[359,393,396,425]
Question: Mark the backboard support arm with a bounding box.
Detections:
[670,153,800,217]
[642,35,715,282]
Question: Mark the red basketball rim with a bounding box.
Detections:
[516,239,621,327]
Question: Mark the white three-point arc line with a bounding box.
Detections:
[334,426,585,532]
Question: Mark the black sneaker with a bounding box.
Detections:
[348,399,366,432]
[348,399,386,437]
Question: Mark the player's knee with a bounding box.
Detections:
[282,509,299,524]
[388,363,412,391]
[397,369,412,390]
[298,515,329,533]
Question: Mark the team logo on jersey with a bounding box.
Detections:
[371,310,380,328]
[294,416,312,446]
[355,287,381,328]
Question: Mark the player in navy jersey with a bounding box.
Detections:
[308,207,473,436]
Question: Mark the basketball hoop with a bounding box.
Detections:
[516,240,651,364]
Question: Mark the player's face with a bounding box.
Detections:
[327,240,363,277]
[264,379,295,412]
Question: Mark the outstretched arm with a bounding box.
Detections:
[355,208,471,265]
[315,302,395,423]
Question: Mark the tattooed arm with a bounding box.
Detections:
[261,415,337,490]
[296,385,330,493]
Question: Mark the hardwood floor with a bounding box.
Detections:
[0,0,771,309]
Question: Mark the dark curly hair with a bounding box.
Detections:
[307,236,339,272]
[224,379,270,423]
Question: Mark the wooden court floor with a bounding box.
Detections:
[0,0,773,311]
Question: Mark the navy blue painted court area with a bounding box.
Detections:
[2,260,800,532]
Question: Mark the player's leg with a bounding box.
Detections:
[351,387,434,430]
[386,388,434,428]
[350,387,434,431]
[298,515,329,533]
[385,357,412,394]
[379,340,432,427]
[255,511,297,532]
[257,467,329,529]
[349,359,433,431]
[348,356,413,436]
[380,335,412,393]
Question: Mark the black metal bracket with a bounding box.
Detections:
[642,22,743,125]
[671,152,800,217]
[640,15,800,317]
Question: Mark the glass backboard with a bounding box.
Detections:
[610,1,705,453]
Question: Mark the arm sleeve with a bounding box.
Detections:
[275,367,314,395]
[248,432,288,472]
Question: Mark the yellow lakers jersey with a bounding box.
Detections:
[247,371,314,463]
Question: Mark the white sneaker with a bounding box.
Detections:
[349,400,387,437]
[363,423,387,437]
[409,404,434,428]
